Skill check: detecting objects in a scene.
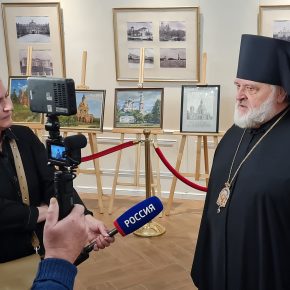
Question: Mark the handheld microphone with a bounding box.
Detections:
[74,196,163,266]
[109,195,163,236]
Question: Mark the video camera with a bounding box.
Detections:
[27,77,87,218]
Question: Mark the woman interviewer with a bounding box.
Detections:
[0,79,114,287]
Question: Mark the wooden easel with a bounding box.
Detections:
[25,46,44,137]
[61,128,104,213]
[108,128,162,214]
[76,51,89,90]
[164,132,224,215]
[108,48,162,214]
[60,51,104,213]
[164,52,223,215]
[26,46,32,77]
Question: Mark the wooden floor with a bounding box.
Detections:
[75,194,204,290]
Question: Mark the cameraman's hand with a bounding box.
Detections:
[85,214,115,251]
[44,198,88,264]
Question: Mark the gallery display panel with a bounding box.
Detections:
[2,2,65,77]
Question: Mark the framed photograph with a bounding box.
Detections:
[259,5,290,40]
[114,88,163,129]
[113,7,200,82]
[59,90,106,131]
[1,2,65,76]
[8,76,41,123]
[180,85,220,133]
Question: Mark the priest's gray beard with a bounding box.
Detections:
[234,86,277,128]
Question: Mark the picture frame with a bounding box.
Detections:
[114,88,163,129]
[1,2,65,77]
[180,85,220,133]
[113,7,200,82]
[8,76,41,123]
[59,90,106,131]
[259,5,290,40]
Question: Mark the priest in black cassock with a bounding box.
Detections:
[191,34,290,290]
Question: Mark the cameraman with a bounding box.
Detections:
[0,79,114,278]
[31,197,88,290]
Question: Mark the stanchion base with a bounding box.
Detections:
[134,221,166,237]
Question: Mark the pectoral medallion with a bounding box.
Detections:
[216,183,230,213]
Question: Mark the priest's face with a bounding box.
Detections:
[0,80,13,134]
[233,78,284,128]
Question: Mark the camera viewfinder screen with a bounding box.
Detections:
[51,144,66,161]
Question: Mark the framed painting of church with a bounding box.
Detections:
[59,90,106,131]
[8,76,41,123]
[259,5,290,39]
[180,85,220,133]
[114,88,164,129]
[1,2,65,77]
[113,7,200,82]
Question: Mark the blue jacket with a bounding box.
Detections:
[31,258,77,290]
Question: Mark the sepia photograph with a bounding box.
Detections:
[128,48,154,68]
[127,22,153,41]
[19,49,53,76]
[160,48,186,68]
[59,90,106,131]
[159,21,186,41]
[180,85,220,133]
[114,88,163,128]
[273,20,290,41]
[8,76,41,123]
[16,16,50,43]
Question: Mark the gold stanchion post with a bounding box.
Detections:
[134,129,166,237]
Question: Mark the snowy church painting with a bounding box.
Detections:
[114,88,163,128]
[181,85,220,133]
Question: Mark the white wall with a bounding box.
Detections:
[0,0,267,199]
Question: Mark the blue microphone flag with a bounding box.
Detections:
[114,196,163,236]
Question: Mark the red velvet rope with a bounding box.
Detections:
[81,141,137,162]
[154,146,208,192]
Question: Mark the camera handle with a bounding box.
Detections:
[54,168,92,266]
[54,170,74,220]
[45,114,61,141]
[53,154,92,266]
